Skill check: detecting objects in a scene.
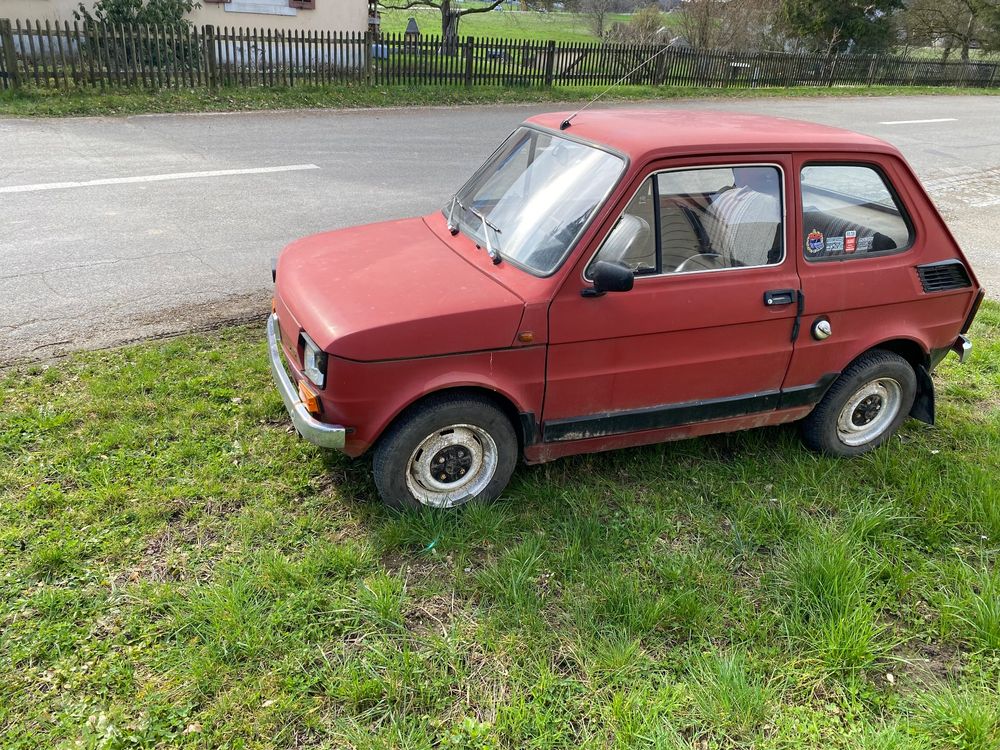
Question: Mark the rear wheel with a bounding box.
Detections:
[801,350,917,457]
[372,394,518,510]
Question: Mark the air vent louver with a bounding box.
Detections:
[916,261,972,293]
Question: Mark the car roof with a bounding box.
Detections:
[525,109,898,160]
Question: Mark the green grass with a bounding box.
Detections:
[3,82,1000,118]
[896,46,1000,62]
[1,302,999,748]
[688,649,776,741]
[377,7,636,43]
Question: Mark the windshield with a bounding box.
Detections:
[445,127,625,275]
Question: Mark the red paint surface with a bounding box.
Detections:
[276,216,526,360]
[273,110,982,461]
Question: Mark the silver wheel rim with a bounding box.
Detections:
[405,424,498,508]
[836,377,903,447]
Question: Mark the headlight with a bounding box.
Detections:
[299,331,327,390]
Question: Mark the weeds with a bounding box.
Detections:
[0,303,997,747]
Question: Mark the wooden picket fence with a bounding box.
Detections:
[2,18,999,91]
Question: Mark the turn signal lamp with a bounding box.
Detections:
[298,380,322,416]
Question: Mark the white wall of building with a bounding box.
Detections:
[2,0,368,32]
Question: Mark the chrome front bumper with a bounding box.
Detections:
[266,313,346,450]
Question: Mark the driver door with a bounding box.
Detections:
[542,155,802,441]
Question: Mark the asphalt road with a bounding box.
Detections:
[2,95,998,365]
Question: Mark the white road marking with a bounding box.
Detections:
[878,118,958,125]
[0,164,320,194]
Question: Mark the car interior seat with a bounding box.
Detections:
[659,201,708,271]
[600,213,654,271]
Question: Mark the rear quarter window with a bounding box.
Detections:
[800,164,913,261]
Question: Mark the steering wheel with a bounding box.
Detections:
[673,253,725,274]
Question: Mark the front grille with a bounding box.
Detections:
[274,298,303,367]
[916,260,972,293]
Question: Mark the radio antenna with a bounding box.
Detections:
[560,43,671,131]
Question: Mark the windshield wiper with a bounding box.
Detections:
[446,194,460,235]
[450,198,502,265]
[467,204,502,265]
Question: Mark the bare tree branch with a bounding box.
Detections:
[377,0,439,10]
[902,0,1000,60]
[378,0,505,12]
[377,0,511,47]
[455,0,507,16]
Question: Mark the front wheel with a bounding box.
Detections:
[372,395,518,510]
[800,350,917,457]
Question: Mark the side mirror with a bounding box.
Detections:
[582,260,634,297]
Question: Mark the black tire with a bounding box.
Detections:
[372,394,518,510]
[800,350,917,457]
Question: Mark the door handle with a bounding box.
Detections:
[763,289,796,306]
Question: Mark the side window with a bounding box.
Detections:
[587,165,784,278]
[659,166,783,272]
[800,165,913,260]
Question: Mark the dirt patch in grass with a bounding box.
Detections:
[381,549,461,587]
[893,638,965,690]
[113,522,222,586]
[405,593,461,638]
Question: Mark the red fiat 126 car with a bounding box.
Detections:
[268,110,984,509]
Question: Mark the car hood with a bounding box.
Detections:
[276,216,526,361]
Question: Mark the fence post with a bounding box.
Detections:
[0,19,21,90]
[653,44,667,86]
[204,24,218,88]
[464,37,473,87]
[543,39,555,87]
[827,53,839,87]
[363,29,373,84]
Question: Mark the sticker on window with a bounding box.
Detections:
[806,229,824,254]
[826,236,845,254]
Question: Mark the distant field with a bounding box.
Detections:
[377,7,1000,61]
[377,7,639,43]
[896,46,1000,62]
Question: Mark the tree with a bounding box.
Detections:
[606,3,665,42]
[74,0,199,27]
[674,0,722,48]
[378,0,509,53]
[74,0,198,68]
[902,0,1000,60]
[674,0,784,50]
[780,0,903,54]
[581,0,621,38]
